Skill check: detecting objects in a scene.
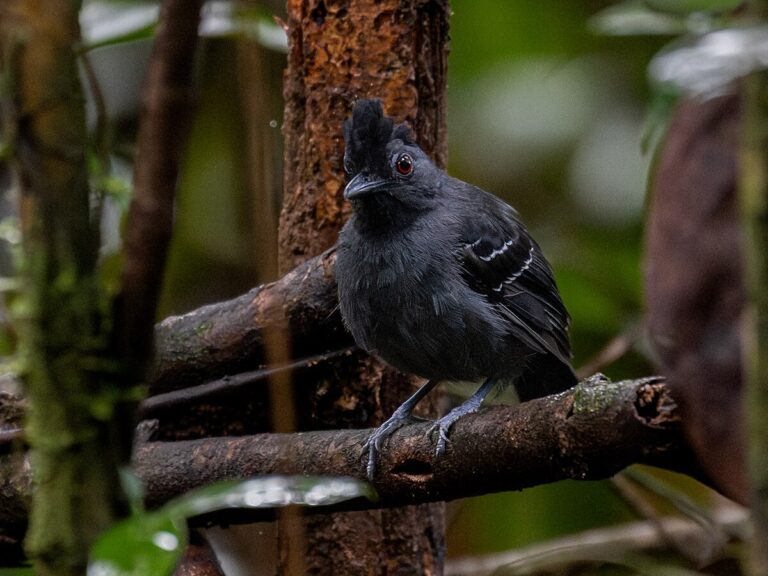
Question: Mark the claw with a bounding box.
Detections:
[360,379,440,480]
[363,412,412,480]
[429,377,498,457]
[429,414,458,457]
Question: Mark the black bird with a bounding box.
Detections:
[335,99,577,478]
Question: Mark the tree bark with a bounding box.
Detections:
[0,2,123,574]
[741,69,768,576]
[0,0,204,571]
[279,0,449,273]
[116,0,204,385]
[0,376,701,538]
[277,1,450,573]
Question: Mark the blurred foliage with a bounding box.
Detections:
[0,0,752,572]
[88,475,374,576]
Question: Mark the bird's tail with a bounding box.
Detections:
[514,355,578,402]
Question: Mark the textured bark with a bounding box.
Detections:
[279,0,449,272]
[137,377,694,514]
[0,377,700,536]
[645,94,747,504]
[150,249,348,394]
[278,1,451,573]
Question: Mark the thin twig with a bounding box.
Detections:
[444,505,748,576]
[139,347,355,417]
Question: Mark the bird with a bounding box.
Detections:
[335,99,577,479]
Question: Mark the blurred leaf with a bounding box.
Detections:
[0,218,21,247]
[119,467,146,514]
[641,83,680,154]
[644,0,743,14]
[89,512,184,576]
[590,2,686,36]
[649,27,768,98]
[89,476,374,576]
[0,569,36,576]
[163,476,376,519]
[98,252,123,299]
[80,2,158,50]
[200,1,288,52]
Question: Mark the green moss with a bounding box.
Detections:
[570,379,625,416]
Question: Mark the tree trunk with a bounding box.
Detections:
[0,2,123,574]
[741,69,768,576]
[278,0,450,573]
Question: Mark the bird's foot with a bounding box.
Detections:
[363,407,417,480]
[429,404,479,456]
[429,379,496,456]
[361,379,440,480]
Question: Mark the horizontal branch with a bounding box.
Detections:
[0,376,705,536]
[142,377,699,514]
[151,248,347,393]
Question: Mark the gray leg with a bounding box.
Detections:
[431,378,498,456]
[363,379,439,480]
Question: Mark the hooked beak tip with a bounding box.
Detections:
[344,174,385,200]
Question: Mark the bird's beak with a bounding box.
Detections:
[344,173,386,200]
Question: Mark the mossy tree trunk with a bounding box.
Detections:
[0,1,126,574]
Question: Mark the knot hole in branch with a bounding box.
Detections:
[634,380,679,427]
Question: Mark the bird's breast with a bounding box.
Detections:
[337,229,511,381]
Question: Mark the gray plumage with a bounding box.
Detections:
[335,100,577,477]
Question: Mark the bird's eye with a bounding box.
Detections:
[395,153,413,176]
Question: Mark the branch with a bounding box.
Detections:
[116,0,204,377]
[150,248,348,393]
[136,377,697,512]
[0,377,705,534]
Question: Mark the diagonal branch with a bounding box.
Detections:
[150,248,347,393]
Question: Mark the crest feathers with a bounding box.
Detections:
[343,99,413,176]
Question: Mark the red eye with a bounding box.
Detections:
[395,154,413,176]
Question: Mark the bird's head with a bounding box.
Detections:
[343,99,439,212]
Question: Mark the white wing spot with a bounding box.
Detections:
[504,246,535,284]
[479,238,515,262]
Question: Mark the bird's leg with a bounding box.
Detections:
[431,378,498,456]
[363,379,439,480]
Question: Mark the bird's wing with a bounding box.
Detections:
[457,196,572,366]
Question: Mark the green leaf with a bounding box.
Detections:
[164,476,377,519]
[80,2,158,50]
[590,2,686,36]
[89,513,185,576]
[89,476,375,576]
[649,27,768,98]
[641,84,680,155]
[644,0,743,14]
